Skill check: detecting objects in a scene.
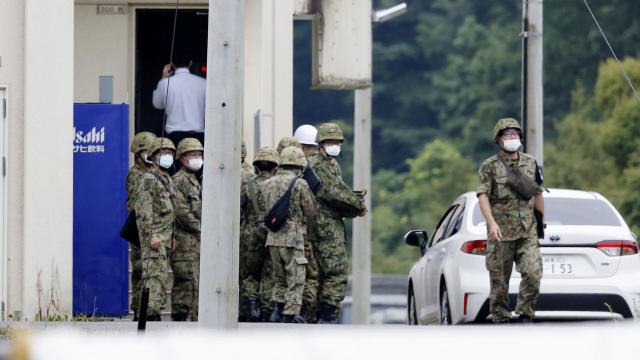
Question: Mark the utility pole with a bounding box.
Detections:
[523,0,544,165]
[352,87,372,325]
[352,2,407,325]
[199,0,245,329]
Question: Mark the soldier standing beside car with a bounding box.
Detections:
[171,138,204,321]
[126,131,156,320]
[477,118,544,324]
[308,123,367,323]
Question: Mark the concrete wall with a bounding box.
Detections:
[23,0,75,319]
[0,0,26,321]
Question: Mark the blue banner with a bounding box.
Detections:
[73,104,129,316]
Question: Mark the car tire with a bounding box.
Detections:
[408,285,418,325]
[440,284,452,325]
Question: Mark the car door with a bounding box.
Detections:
[427,202,465,320]
[421,205,458,323]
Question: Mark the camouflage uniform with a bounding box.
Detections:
[171,138,203,321]
[134,138,177,318]
[308,123,366,322]
[126,131,156,317]
[261,148,318,318]
[476,118,543,322]
[241,141,254,182]
[239,147,278,320]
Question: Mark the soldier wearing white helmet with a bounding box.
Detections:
[294,124,318,156]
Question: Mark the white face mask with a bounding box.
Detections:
[187,157,203,172]
[502,138,521,153]
[324,144,341,157]
[158,154,174,169]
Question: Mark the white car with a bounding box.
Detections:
[405,189,640,324]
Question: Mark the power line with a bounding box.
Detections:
[583,0,640,104]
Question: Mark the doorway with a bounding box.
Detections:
[134,9,208,136]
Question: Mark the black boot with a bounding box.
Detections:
[317,303,337,324]
[269,303,284,323]
[282,314,306,323]
[260,308,271,322]
[246,299,261,322]
[147,314,162,322]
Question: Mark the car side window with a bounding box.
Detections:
[444,204,465,239]
[429,205,458,247]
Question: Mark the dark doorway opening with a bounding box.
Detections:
[134,9,208,135]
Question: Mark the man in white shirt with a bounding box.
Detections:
[152,53,206,147]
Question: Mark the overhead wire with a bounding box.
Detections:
[582,0,640,104]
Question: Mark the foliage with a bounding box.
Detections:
[290,1,640,272]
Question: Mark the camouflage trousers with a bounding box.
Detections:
[259,255,275,315]
[171,252,199,320]
[485,234,542,321]
[240,246,268,301]
[269,246,307,316]
[130,245,142,314]
[302,239,320,322]
[315,216,349,308]
[140,247,169,316]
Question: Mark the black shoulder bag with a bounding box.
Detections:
[120,211,140,248]
[263,177,299,232]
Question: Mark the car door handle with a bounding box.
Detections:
[440,248,447,254]
[426,255,433,261]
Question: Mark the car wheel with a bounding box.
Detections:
[408,285,418,325]
[440,284,452,325]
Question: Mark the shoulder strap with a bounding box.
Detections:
[246,179,260,213]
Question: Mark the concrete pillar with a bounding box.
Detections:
[22,0,75,319]
[199,0,245,329]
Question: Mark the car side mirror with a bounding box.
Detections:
[404,230,429,247]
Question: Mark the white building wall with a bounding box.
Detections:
[243,0,293,158]
[22,0,74,319]
[74,5,129,104]
[0,0,26,320]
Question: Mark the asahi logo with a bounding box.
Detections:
[73,127,106,154]
[74,127,105,144]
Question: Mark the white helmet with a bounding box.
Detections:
[294,124,318,146]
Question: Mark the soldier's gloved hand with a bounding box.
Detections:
[150,236,162,250]
[359,207,368,217]
[488,221,502,241]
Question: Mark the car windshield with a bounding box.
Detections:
[472,197,621,226]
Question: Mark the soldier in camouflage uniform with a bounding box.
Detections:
[276,136,301,155]
[308,123,367,324]
[126,131,156,320]
[171,138,203,321]
[239,147,279,321]
[261,147,318,323]
[241,141,254,182]
[134,137,177,321]
[477,118,544,324]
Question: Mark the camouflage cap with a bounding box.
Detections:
[241,141,247,160]
[253,147,279,166]
[276,137,301,155]
[130,131,156,154]
[148,137,176,155]
[316,123,344,143]
[279,146,307,168]
[493,118,522,139]
[176,138,204,159]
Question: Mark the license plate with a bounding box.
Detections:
[543,256,575,275]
